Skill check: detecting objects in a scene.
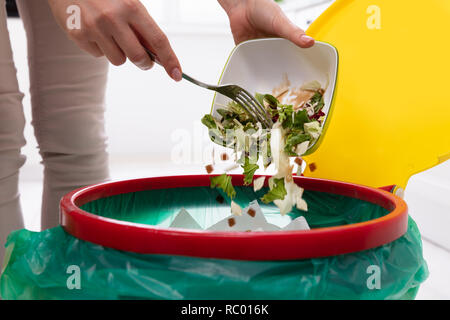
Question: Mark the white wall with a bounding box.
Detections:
[406,162,450,249]
[105,33,234,162]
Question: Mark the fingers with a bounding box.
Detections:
[272,11,315,48]
[69,17,126,65]
[112,24,154,70]
[76,40,104,58]
[95,35,127,66]
[131,10,182,81]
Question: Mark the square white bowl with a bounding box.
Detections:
[211,38,338,154]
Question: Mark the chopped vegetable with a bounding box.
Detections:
[261,178,287,204]
[304,121,322,140]
[274,179,306,215]
[253,176,265,192]
[300,80,322,91]
[230,201,242,216]
[291,109,310,130]
[210,174,236,199]
[216,195,225,204]
[295,141,309,156]
[205,164,214,174]
[203,78,326,215]
[242,159,259,185]
[284,132,311,156]
[296,198,308,211]
[201,114,217,129]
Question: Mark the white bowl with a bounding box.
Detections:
[211,38,338,154]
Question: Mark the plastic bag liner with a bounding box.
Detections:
[0,187,428,299]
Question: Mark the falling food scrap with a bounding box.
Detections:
[285,173,293,183]
[253,176,265,192]
[205,164,214,174]
[221,153,229,161]
[230,200,242,216]
[297,198,308,212]
[294,157,303,166]
[216,195,225,204]
[309,162,317,172]
[224,163,240,173]
[172,201,311,232]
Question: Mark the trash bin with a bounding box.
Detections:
[0,175,428,300]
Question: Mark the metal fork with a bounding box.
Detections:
[145,49,273,128]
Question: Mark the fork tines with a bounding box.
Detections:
[234,90,273,128]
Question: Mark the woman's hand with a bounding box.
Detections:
[47,0,182,81]
[218,0,314,48]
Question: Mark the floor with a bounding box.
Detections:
[18,159,450,300]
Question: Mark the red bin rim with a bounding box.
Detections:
[60,175,408,261]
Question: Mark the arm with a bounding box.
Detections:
[218,0,314,47]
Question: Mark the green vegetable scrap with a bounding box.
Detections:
[261,178,287,204]
[242,159,259,186]
[210,174,236,199]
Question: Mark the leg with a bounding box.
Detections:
[0,0,26,266]
[17,0,110,229]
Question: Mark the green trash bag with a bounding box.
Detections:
[0,187,428,300]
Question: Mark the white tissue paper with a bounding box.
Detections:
[169,208,202,230]
[169,201,310,232]
[207,200,268,231]
[282,216,310,231]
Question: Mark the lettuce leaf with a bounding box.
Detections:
[309,91,325,113]
[263,94,279,109]
[216,108,235,121]
[261,178,287,204]
[279,105,294,128]
[201,114,217,129]
[292,109,310,130]
[242,158,259,185]
[255,92,265,106]
[284,132,311,156]
[210,174,236,199]
[304,121,322,140]
[202,115,227,146]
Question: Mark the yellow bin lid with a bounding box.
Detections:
[302,0,450,189]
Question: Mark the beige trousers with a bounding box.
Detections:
[0,0,110,265]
